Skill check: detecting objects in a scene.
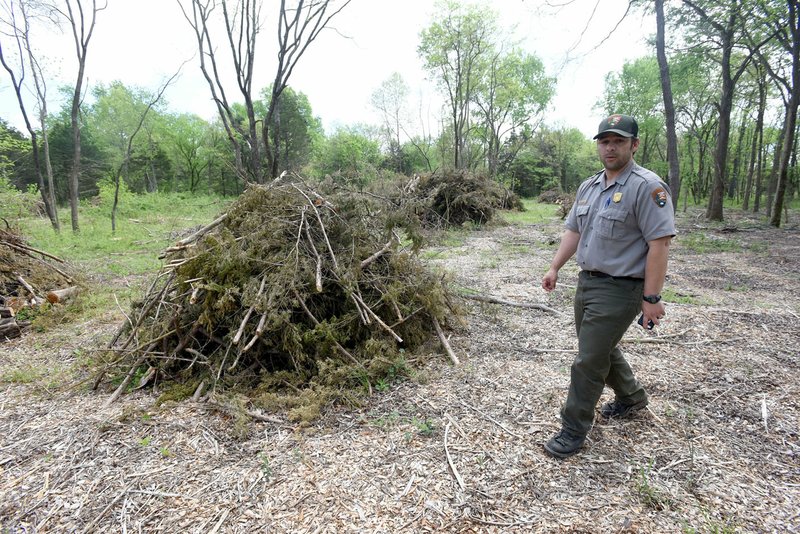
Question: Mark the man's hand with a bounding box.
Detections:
[542,268,558,292]
[641,301,666,329]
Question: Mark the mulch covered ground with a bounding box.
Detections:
[0,207,798,533]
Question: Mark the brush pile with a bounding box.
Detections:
[413,170,524,228]
[103,178,462,421]
[0,226,77,340]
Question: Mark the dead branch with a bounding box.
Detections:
[160,213,228,258]
[433,316,459,365]
[461,293,563,315]
[444,419,465,491]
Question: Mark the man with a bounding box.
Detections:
[540,114,676,459]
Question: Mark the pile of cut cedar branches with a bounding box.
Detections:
[98,174,513,421]
[0,225,78,341]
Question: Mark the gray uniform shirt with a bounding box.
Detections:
[565,160,676,279]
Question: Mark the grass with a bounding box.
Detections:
[500,199,560,225]
[12,192,232,329]
[21,192,231,278]
[677,232,742,254]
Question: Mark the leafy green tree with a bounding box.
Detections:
[261,86,323,173]
[678,0,775,221]
[419,1,496,170]
[45,112,104,204]
[473,48,554,179]
[0,119,32,188]
[311,125,382,187]
[371,72,410,173]
[87,82,158,186]
[164,113,212,193]
[505,126,596,197]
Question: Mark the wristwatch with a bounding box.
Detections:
[643,294,662,304]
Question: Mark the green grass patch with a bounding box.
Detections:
[1,366,44,384]
[661,288,702,305]
[500,199,559,225]
[20,192,232,278]
[677,232,742,254]
[10,192,232,336]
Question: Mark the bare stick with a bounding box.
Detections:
[444,419,465,491]
[302,216,324,292]
[461,293,562,315]
[2,240,66,263]
[104,356,146,407]
[292,184,339,271]
[460,400,522,439]
[14,273,41,304]
[352,293,402,342]
[81,485,132,534]
[206,398,283,424]
[232,276,267,344]
[432,316,459,365]
[192,379,207,401]
[160,213,228,257]
[360,237,395,270]
[350,293,370,325]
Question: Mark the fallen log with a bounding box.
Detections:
[46,285,80,304]
[0,307,14,319]
[0,317,25,340]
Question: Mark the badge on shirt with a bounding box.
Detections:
[612,192,623,203]
[652,187,668,208]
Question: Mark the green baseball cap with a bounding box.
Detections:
[593,114,639,139]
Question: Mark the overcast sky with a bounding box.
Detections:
[0,0,651,139]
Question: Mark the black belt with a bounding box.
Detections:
[582,270,643,282]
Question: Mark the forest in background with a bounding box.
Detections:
[0,0,798,232]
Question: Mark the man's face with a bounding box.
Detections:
[596,134,639,172]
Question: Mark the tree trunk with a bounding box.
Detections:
[769,0,800,227]
[743,69,767,211]
[656,0,681,212]
[707,29,735,222]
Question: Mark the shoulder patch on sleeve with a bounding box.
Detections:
[652,187,668,208]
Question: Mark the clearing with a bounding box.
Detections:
[1,207,798,533]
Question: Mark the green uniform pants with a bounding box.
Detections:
[561,271,648,436]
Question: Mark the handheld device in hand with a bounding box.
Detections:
[638,314,655,330]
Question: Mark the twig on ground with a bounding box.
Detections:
[461,293,563,315]
[433,317,459,365]
[444,418,465,491]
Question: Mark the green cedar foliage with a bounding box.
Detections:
[108,177,461,422]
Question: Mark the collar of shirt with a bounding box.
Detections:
[593,160,637,190]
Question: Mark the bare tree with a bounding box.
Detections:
[0,0,59,230]
[371,72,409,172]
[263,0,352,179]
[179,0,351,183]
[57,0,106,232]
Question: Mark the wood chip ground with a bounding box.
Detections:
[1,208,798,533]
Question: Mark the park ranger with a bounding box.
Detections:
[540,113,676,459]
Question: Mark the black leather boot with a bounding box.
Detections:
[543,429,586,458]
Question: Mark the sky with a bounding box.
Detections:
[0,0,652,140]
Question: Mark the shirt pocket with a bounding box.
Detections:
[575,205,590,233]
[597,207,629,239]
